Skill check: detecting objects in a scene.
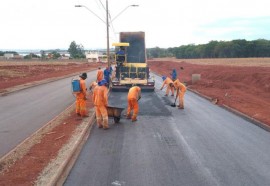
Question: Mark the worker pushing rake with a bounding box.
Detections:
[170,79,187,109]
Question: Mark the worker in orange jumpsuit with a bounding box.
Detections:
[126,85,141,122]
[173,79,187,109]
[76,72,88,117]
[92,79,109,129]
[160,76,174,96]
[96,67,103,83]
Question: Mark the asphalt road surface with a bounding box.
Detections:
[65,79,270,186]
[0,71,97,158]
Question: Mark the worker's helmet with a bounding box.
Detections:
[98,79,107,86]
[162,76,166,81]
[80,72,87,80]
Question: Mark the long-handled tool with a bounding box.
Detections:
[171,88,179,107]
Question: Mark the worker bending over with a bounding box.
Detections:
[160,76,174,96]
[126,85,141,122]
[92,79,109,130]
[89,81,97,92]
[173,79,187,109]
[96,67,103,83]
[76,73,88,117]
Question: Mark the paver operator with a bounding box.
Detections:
[126,85,141,122]
[104,67,111,87]
[173,79,187,109]
[76,72,88,117]
[96,67,104,83]
[160,76,175,96]
[92,79,109,130]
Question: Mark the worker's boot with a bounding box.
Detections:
[126,114,131,119]
[103,118,109,130]
[131,116,137,122]
[178,104,184,109]
[164,94,168,96]
[76,113,81,116]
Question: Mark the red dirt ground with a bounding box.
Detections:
[0,59,269,185]
[0,61,102,185]
[148,59,270,126]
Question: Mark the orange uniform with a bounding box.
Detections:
[127,86,141,122]
[76,78,87,116]
[96,69,104,82]
[161,77,174,96]
[173,79,187,109]
[92,85,109,129]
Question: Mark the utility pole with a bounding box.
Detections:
[106,0,110,68]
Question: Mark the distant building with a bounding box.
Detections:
[4,53,14,59]
[85,51,107,63]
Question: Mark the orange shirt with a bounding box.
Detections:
[173,79,186,92]
[161,77,173,88]
[76,78,87,99]
[128,86,141,100]
[92,85,108,106]
[97,69,104,82]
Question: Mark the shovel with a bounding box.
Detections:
[171,88,179,107]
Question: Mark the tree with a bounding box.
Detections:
[68,41,86,59]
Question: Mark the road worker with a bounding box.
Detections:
[96,67,103,82]
[126,84,141,122]
[104,67,111,87]
[160,76,174,96]
[173,79,187,109]
[76,72,88,117]
[170,69,177,81]
[92,79,109,130]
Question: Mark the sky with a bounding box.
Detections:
[1,0,270,50]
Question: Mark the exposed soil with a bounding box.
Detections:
[0,58,269,185]
[148,58,270,126]
[0,61,102,185]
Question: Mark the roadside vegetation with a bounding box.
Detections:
[147,39,270,59]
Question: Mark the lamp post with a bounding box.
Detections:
[75,3,139,68]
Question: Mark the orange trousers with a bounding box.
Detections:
[127,98,139,120]
[95,105,109,128]
[76,98,87,116]
[178,90,186,107]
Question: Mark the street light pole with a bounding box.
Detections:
[111,5,139,23]
[75,3,139,69]
[106,0,110,68]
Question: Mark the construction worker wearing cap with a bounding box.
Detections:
[126,85,141,122]
[76,72,88,117]
[104,67,111,87]
[160,76,174,96]
[96,67,104,83]
[173,79,187,109]
[92,79,109,129]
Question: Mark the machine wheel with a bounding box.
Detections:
[114,117,121,123]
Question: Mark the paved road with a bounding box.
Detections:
[65,79,270,186]
[0,71,97,157]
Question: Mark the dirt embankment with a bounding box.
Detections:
[148,59,270,126]
[0,61,107,92]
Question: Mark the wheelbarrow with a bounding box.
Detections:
[107,106,125,123]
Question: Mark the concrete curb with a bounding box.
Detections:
[188,88,270,132]
[0,103,75,173]
[153,72,270,133]
[47,112,96,186]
